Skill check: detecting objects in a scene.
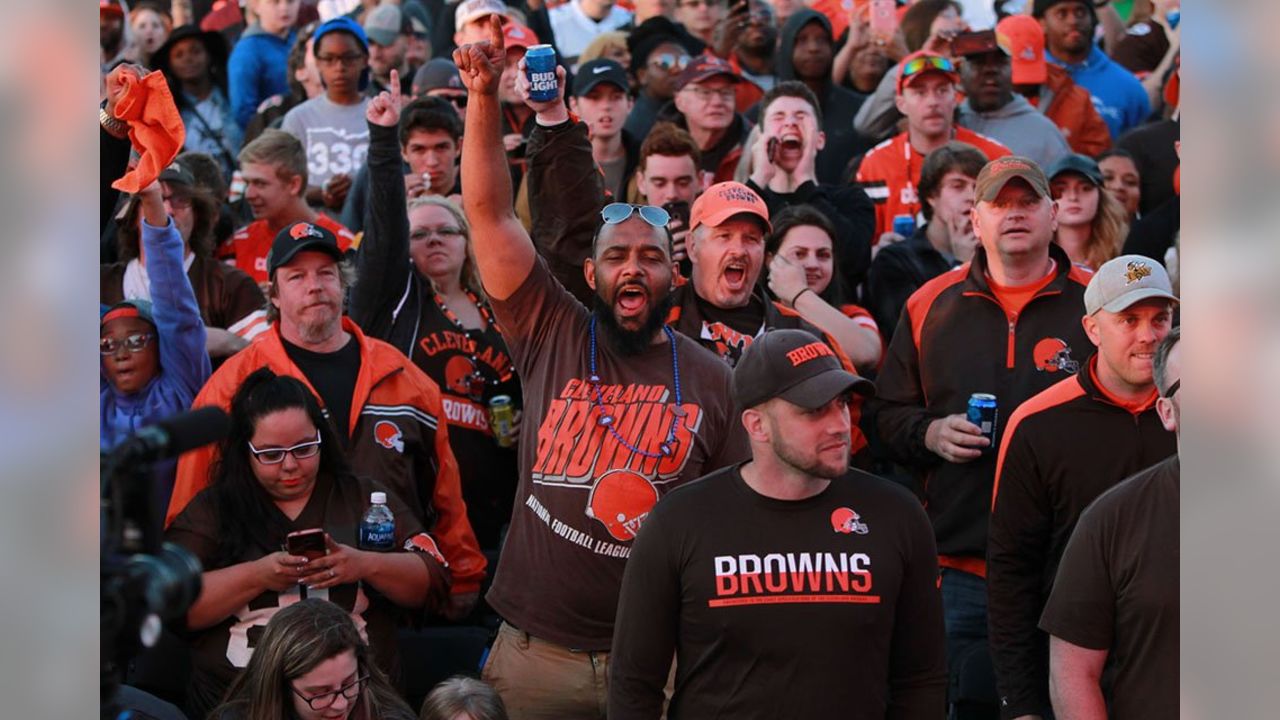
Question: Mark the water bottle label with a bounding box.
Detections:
[360,522,395,549]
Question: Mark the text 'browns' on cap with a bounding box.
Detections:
[733,329,875,410]
[268,222,344,277]
[1084,255,1179,315]
[974,155,1051,203]
[689,181,771,234]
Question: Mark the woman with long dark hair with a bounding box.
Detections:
[154,25,243,180]
[165,369,448,719]
[211,598,415,720]
[1048,154,1130,271]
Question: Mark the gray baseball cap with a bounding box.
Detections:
[1084,255,1179,315]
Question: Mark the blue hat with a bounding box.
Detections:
[312,17,370,53]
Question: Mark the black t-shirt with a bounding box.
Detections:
[409,294,521,551]
[609,464,946,719]
[692,293,767,366]
[1039,455,1179,720]
[283,336,362,442]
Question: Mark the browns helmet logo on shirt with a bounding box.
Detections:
[585,469,660,542]
[830,507,869,535]
[1033,337,1080,373]
[373,420,404,453]
[444,355,479,397]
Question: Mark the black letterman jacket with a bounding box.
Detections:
[986,353,1176,718]
[874,243,1093,568]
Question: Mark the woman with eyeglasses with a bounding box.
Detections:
[166,368,446,719]
[348,83,522,557]
[101,179,211,462]
[210,598,416,720]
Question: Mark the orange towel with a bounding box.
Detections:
[110,70,186,194]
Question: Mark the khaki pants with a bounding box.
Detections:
[482,621,610,720]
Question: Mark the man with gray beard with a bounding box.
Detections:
[166,221,488,618]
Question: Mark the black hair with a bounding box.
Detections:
[116,184,220,260]
[757,80,824,129]
[399,96,463,146]
[207,368,352,567]
[766,204,849,306]
[1095,147,1137,165]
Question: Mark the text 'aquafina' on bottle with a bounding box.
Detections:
[359,492,395,551]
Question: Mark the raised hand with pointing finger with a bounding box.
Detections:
[452,15,506,96]
[366,68,402,128]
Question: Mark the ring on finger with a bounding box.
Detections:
[329,569,336,579]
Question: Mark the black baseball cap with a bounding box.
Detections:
[573,59,629,97]
[158,160,197,187]
[267,222,344,276]
[732,330,875,410]
[1045,152,1103,186]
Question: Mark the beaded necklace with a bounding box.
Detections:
[588,315,684,459]
[432,288,516,401]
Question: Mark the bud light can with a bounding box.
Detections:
[967,393,998,453]
[892,214,916,238]
[489,395,516,448]
[525,45,558,103]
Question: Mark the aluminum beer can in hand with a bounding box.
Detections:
[966,393,998,453]
[489,395,516,448]
[525,45,559,103]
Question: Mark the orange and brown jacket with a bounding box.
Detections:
[873,244,1092,572]
[1033,64,1112,157]
[165,317,487,596]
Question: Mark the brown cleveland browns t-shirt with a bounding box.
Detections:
[486,257,750,650]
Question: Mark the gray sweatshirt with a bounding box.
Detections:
[956,95,1071,169]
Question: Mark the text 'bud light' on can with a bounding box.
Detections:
[892,214,916,238]
[967,393,998,453]
[525,45,558,103]
[489,395,515,449]
[360,492,396,551]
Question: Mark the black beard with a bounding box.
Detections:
[592,290,674,357]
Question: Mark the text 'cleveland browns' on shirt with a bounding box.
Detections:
[485,257,750,650]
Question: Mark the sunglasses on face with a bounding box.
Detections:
[100,333,154,355]
[901,54,956,79]
[649,53,690,73]
[600,203,670,228]
[248,430,323,464]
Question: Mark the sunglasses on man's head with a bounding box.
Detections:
[902,54,956,79]
[600,203,670,228]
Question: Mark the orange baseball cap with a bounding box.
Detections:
[503,21,539,51]
[896,51,960,95]
[690,182,771,233]
[997,15,1047,86]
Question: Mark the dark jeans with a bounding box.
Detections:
[941,568,998,720]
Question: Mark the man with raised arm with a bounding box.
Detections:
[453,19,749,720]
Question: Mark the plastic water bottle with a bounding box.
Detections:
[359,492,395,551]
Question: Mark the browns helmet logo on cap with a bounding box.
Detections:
[1033,337,1080,374]
[289,222,324,240]
[585,469,660,542]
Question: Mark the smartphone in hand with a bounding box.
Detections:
[285,528,327,561]
[869,0,897,43]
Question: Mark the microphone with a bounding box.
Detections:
[110,406,231,463]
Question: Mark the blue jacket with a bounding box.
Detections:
[228,25,297,130]
[101,219,211,454]
[1047,45,1150,138]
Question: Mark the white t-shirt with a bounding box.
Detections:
[547,0,633,68]
[281,94,371,189]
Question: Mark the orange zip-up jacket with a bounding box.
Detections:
[165,317,486,595]
[1033,64,1112,158]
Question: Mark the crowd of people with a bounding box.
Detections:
[100,0,1180,718]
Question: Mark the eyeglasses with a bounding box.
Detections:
[600,203,670,228]
[649,53,690,73]
[315,53,366,67]
[1162,378,1180,399]
[682,85,736,103]
[901,54,956,80]
[248,430,322,464]
[100,333,154,356]
[291,675,369,711]
[410,226,465,241]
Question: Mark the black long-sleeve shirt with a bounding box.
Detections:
[745,178,875,294]
[610,464,946,719]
